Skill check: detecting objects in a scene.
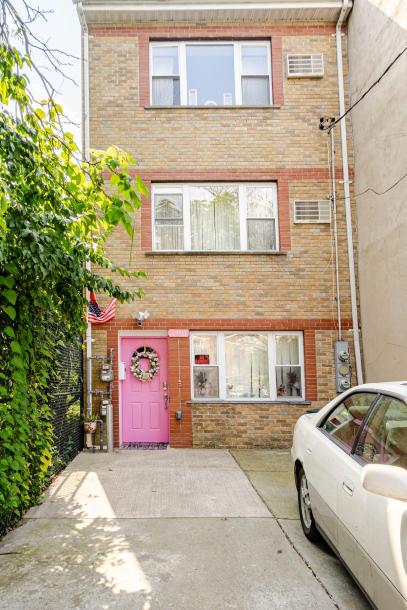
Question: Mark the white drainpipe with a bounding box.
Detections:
[77,2,93,416]
[336,0,363,385]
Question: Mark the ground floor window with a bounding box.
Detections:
[190,332,304,401]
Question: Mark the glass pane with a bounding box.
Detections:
[186,45,235,106]
[155,194,183,219]
[241,45,269,75]
[155,221,183,251]
[247,186,275,218]
[242,76,270,105]
[276,366,302,398]
[192,335,217,365]
[247,220,276,250]
[152,77,180,105]
[152,46,179,75]
[276,335,300,365]
[354,395,407,469]
[321,392,377,449]
[225,334,269,399]
[193,366,219,398]
[190,185,239,251]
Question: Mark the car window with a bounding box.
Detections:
[354,394,407,469]
[321,392,378,450]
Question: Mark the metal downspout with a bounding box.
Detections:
[336,0,363,384]
[77,2,93,417]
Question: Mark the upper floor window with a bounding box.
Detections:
[150,41,272,107]
[152,183,278,252]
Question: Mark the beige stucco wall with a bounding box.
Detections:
[348,1,407,381]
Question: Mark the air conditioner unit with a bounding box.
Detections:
[294,200,331,224]
[287,54,324,78]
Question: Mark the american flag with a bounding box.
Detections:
[87,292,117,324]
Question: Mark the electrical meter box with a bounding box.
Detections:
[100,399,111,417]
[100,364,114,382]
[334,341,351,393]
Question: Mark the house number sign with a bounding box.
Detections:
[168,329,189,338]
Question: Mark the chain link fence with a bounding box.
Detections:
[48,333,83,472]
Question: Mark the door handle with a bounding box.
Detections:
[342,481,354,496]
[306,448,312,455]
[163,382,169,410]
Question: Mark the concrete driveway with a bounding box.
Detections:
[0,449,370,610]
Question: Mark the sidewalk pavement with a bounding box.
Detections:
[0,449,370,610]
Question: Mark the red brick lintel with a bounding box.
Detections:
[103,168,353,181]
[102,318,354,331]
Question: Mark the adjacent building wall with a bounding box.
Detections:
[348,1,407,381]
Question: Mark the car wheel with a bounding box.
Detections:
[297,466,321,543]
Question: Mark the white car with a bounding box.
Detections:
[291,382,407,610]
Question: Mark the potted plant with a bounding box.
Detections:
[84,413,99,434]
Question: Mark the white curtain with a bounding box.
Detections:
[155,223,183,250]
[247,219,276,250]
[152,77,179,105]
[275,336,302,397]
[242,76,270,105]
[190,186,239,251]
[155,194,183,250]
[225,334,269,399]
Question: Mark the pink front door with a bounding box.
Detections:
[120,337,169,443]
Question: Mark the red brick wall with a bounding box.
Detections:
[137,167,351,253]
[102,317,351,447]
[85,23,336,108]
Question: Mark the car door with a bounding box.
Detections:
[304,391,378,548]
[337,393,407,608]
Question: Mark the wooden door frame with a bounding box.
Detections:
[118,330,169,446]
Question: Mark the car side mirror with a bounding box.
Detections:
[362,464,407,501]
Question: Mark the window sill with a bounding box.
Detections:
[144,105,281,110]
[187,400,311,405]
[145,250,288,256]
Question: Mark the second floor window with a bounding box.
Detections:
[151,41,272,106]
[153,183,278,252]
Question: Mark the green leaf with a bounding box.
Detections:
[0,276,15,289]
[4,326,15,338]
[11,341,23,355]
[2,305,16,320]
[136,176,149,196]
[3,289,17,305]
[34,108,46,120]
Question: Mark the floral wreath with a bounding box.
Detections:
[130,347,160,382]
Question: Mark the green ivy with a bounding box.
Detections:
[0,45,146,533]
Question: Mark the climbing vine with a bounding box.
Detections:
[0,42,147,532]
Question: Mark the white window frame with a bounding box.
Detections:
[190,331,305,402]
[150,41,272,106]
[152,182,279,253]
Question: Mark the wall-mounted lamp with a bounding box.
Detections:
[133,310,150,326]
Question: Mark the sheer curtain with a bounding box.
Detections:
[247,186,276,250]
[154,194,184,250]
[275,335,302,398]
[152,78,180,105]
[225,334,269,399]
[242,77,270,105]
[190,186,239,250]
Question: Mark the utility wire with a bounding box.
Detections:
[354,169,407,198]
[326,43,407,130]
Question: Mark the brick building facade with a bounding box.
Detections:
[77,0,359,448]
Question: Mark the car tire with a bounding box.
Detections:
[297,466,321,543]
